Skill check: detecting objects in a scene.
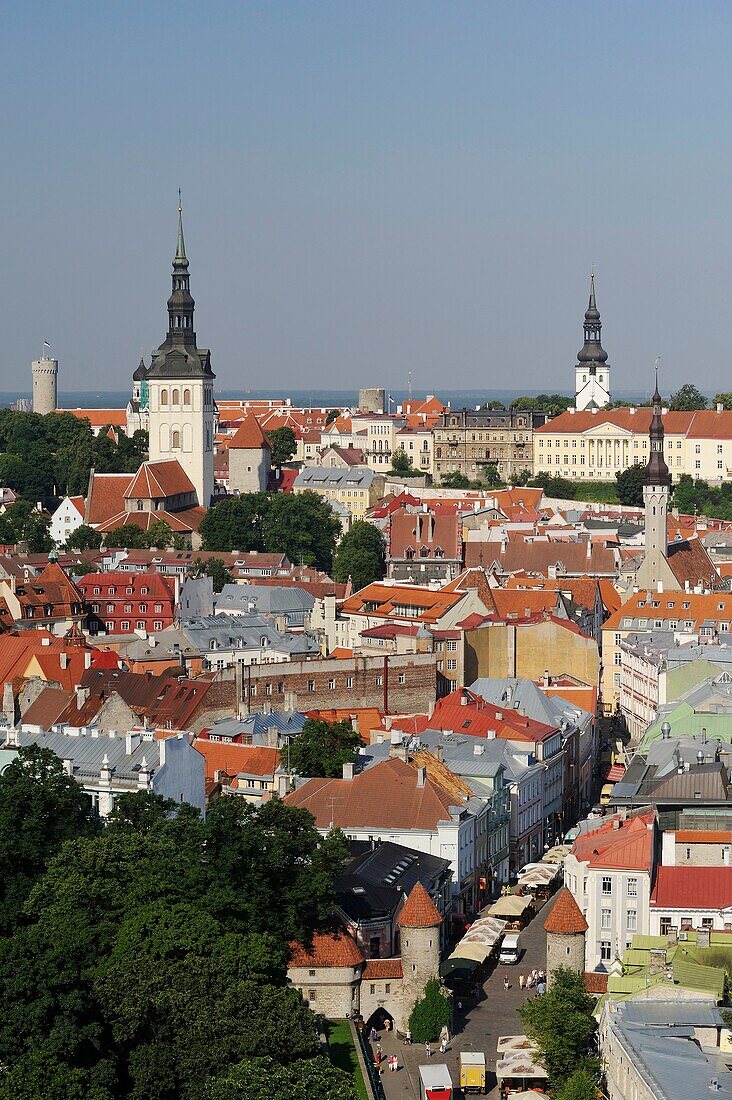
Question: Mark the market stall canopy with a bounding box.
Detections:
[449,941,491,964]
[450,914,507,961]
[542,844,571,864]
[440,956,479,980]
[486,894,534,920]
[495,1034,548,1085]
[518,863,561,890]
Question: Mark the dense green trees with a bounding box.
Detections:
[407,979,452,1042]
[672,474,732,520]
[288,718,361,778]
[669,382,707,411]
[615,463,646,507]
[0,762,350,1099]
[0,500,54,552]
[332,521,386,591]
[0,409,148,506]
[389,449,422,478]
[512,394,574,417]
[205,1055,356,1100]
[713,392,732,410]
[518,968,599,1091]
[268,426,297,467]
[200,491,341,572]
[64,524,102,551]
[528,473,577,499]
[554,1068,599,1100]
[191,556,234,592]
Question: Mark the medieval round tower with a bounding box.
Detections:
[398,881,442,1010]
[544,886,588,988]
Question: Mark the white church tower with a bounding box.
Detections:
[144,198,215,507]
[574,274,611,411]
[635,365,679,592]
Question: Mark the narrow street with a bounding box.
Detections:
[371,892,558,1100]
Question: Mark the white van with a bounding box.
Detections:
[499,932,521,965]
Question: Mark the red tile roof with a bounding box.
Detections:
[584,971,608,994]
[362,958,403,979]
[673,830,732,844]
[226,412,271,451]
[60,408,127,427]
[289,932,364,968]
[544,887,588,934]
[284,757,466,831]
[397,881,442,928]
[571,811,655,871]
[86,473,135,525]
[192,741,279,782]
[429,687,560,744]
[125,460,196,501]
[650,866,732,910]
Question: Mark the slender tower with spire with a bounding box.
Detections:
[574,273,611,410]
[636,362,679,592]
[145,195,216,507]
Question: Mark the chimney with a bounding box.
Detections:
[2,682,15,727]
[661,829,676,866]
[84,650,92,669]
[717,403,724,414]
[473,742,485,756]
[137,756,151,790]
[542,670,550,688]
[416,765,426,788]
[60,652,68,669]
[277,773,291,797]
[435,744,444,763]
[75,685,89,709]
[586,539,592,559]
[342,762,355,780]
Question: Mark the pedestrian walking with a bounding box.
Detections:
[369,1027,378,1042]
[519,973,525,990]
[439,1038,446,1055]
[392,1055,399,1072]
[425,1042,432,1058]
[405,1028,412,1045]
[503,975,510,991]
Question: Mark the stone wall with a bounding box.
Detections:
[242,653,436,716]
[288,964,360,1019]
[546,930,585,987]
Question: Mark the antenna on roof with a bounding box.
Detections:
[408,370,413,402]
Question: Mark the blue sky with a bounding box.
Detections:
[3,1,732,395]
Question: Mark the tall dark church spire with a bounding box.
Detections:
[646,359,671,486]
[577,273,608,374]
[146,196,214,380]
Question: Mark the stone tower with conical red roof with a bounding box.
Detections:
[544,886,588,988]
[398,882,442,1014]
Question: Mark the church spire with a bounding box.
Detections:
[577,272,608,373]
[646,358,671,487]
[175,189,187,265]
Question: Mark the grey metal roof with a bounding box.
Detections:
[6,727,163,783]
[294,465,376,489]
[215,584,314,616]
[179,614,319,656]
[470,677,591,730]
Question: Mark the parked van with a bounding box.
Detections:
[600,783,614,807]
[459,1051,486,1093]
[499,932,521,965]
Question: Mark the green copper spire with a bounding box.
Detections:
[175,189,187,264]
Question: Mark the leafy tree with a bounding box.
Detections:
[615,463,646,507]
[669,382,707,411]
[269,426,297,467]
[288,718,361,778]
[332,521,386,591]
[389,448,421,477]
[480,400,506,410]
[143,519,186,550]
[483,463,502,487]
[528,473,577,499]
[440,471,471,489]
[205,1056,357,1100]
[512,394,574,417]
[672,474,708,516]
[408,978,452,1042]
[6,501,54,552]
[0,745,100,934]
[518,968,599,1089]
[510,468,532,487]
[103,523,148,548]
[65,524,102,551]
[325,409,341,425]
[554,1067,599,1100]
[191,556,234,593]
[262,492,341,572]
[106,791,180,834]
[199,493,270,553]
[713,393,732,410]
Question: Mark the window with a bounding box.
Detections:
[136,621,145,630]
[601,908,611,929]
[660,917,672,936]
[345,676,353,688]
[309,969,316,977]
[308,990,316,1002]
[106,604,114,613]
[183,388,191,406]
[141,587,148,594]
[139,604,147,613]
[447,659,457,670]
[600,941,612,962]
[120,620,130,630]
[627,878,637,897]
[307,680,315,692]
[328,678,336,690]
[627,909,637,930]
[172,430,181,449]
[614,633,621,645]
[375,675,383,686]
[172,388,180,405]
[154,604,162,613]
[602,876,612,895]
[446,639,457,651]
[398,673,406,685]
[153,620,163,630]
[93,586,101,595]
[160,389,168,406]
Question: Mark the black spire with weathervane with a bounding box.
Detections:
[576,273,609,376]
[646,360,671,486]
[146,194,214,379]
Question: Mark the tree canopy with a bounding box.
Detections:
[0,409,147,506]
[0,500,54,552]
[332,521,386,591]
[204,1055,356,1100]
[200,491,341,572]
[407,978,452,1042]
[64,524,102,551]
[615,463,646,507]
[288,718,361,778]
[518,968,599,1090]
[0,769,350,1099]
[672,474,732,520]
[511,394,574,417]
[389,449,422,478]
[528,473,577,499]
[669,382,707,411]
[713,393,732,410]
[268,426,297,467]
[191,556,234,592]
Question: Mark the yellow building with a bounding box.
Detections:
[293,466,385,520]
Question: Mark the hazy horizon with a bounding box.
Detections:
[3,3,731,395]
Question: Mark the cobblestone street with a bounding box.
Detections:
[370,892,558,1099]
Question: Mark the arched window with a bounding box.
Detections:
[172,430,181,449]
[160,389,168,406]
[172,388,180,405]
[183,388,191,406]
